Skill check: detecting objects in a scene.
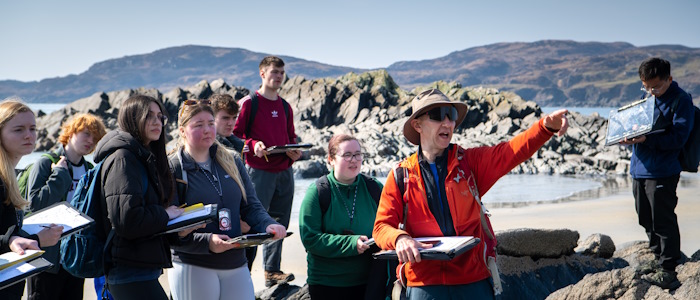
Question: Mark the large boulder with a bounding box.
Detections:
[496,228,580,258]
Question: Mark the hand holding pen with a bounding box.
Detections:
[253,141,269,162]
[37,224,63,247]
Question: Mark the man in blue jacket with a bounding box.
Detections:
[621,57,694,290]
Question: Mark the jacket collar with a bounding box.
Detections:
[178,144,219,172]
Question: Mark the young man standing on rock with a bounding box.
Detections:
[620,57,694,290]
[26,113,107,300]
[233,56,301,287]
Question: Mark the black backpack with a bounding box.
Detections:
[656,92,700,172]
[314,174,396,300]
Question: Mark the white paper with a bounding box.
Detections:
[0,250,43,271]
[167,204,213,226]
[415,236,476,253]
[22,203,92,236]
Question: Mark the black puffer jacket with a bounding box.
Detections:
[93,130,173,269]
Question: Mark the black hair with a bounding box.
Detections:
[638,57,671,81]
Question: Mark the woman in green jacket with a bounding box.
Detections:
[299,134,384,299]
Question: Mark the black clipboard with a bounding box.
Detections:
[21,202,94,239]
[161,204,218,234]
[225,232,294,248]
[0,258,53,290]
[265,143,313,154]
[373,236,480,261]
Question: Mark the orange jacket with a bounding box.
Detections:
[373,119,554,286]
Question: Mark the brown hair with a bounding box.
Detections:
[177,101,247,202]
[209,94,239,116]
[0,99,34,209]
[327,134,360,160]
[259,56,285,70]
[117,95,174,205]
[58,113,107,152]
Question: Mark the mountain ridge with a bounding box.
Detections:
[2,41,699,106]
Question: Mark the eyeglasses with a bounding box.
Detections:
[640,79,669,96]
[337,152,364,162]
[179,99,211,118]
[147,112,168,126]
[419,106,458,122]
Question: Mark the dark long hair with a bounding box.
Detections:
[118,95,175,205]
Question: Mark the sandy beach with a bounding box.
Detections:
[30,173,700,299]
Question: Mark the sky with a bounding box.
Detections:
[2,0,699,82]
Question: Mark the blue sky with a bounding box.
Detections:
[2,0,699,81]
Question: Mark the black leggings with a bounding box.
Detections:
[108,279,168,300]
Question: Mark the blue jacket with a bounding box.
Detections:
[630,81,695,178]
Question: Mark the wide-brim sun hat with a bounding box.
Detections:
[402,89,468,145]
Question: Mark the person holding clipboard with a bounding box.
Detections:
[93,95,197,300]
[0,99,62,300]
[299,134,390,299]
[372,89,569,299]
[167,99,286,300]
[232,56,300,286]
[25,113,106,300]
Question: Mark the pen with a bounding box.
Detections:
[179,203,187,208]
[263,153,269,162]
[41,225,53,229]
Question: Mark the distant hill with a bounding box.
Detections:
[2,41,699,106]
[0,45,363,103]
[387,40,700,107]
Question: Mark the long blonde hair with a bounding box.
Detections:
[0,100,34,209]
[177,101,247,201]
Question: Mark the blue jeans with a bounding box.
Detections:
[247,167,294,272]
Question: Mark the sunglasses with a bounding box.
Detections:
[179,99,211,118]
[419,106,458,122]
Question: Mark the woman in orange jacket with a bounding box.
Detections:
[372,89,569,299]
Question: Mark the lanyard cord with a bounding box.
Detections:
[331,181,358,227]
[199,165,223,201]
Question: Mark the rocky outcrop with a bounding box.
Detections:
[33,71,632,178]
[257,230,699,300]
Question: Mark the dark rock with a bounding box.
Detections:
[576,234,616,258]
[496,228,579,258]
[255,283,301,300]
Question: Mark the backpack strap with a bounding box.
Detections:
[245,92,259,139]
[453,145,495,241]
[315,176,332,216]
[393,165,409,231]
[172,150,188,206]
[360,173,382,206]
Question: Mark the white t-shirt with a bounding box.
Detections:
[67,164,87,201]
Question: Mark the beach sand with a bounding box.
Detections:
[33,174,700,299]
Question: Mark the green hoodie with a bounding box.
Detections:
[299,171,382,287]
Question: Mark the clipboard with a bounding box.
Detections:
[162,204,218,234]
[0,257,53,290]
[224,232,293,248]
[605,96,657,146]
[373,236,480,261]
[21,202,94,238]
[0,250,45,271]
[265,143,313,154]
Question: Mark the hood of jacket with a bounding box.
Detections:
[94,130,151,164]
